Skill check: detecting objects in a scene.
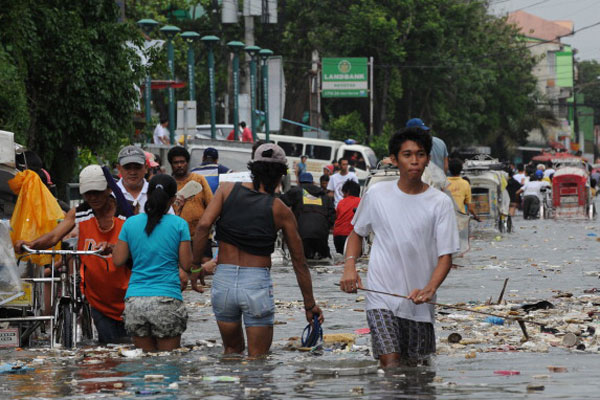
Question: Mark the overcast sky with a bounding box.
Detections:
[489,0,600,61]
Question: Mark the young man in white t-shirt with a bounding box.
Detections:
[340,127,459,368]
[327,157,359,207]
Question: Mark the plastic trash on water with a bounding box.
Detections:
[310,360,379,376]
[203,376,240,383]
[485,316,504,325]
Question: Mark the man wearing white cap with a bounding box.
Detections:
[15,165,131,343]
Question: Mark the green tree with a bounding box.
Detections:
[262,0,538,158]
[0,48,29,143]
[0,0,144,195]
[328,111,367,143]
[577,60,600,125]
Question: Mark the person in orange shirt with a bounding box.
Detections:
[15,165,131,343]
[167,146,214,291]
[446,159,480,222]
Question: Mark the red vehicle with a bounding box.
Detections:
[552,166,594,219]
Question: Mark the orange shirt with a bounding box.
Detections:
[173,174,213,238]
[76,201,130,321]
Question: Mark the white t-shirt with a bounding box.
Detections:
[153,123,169,145]
[327,172,359,206]
[522,180,550,201]
[117,179,175,215]
[117,179,149,212]
[352,180,460,324]
[513,173,526,185]
[544,168,555,178]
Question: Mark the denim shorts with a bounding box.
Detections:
[211,264,275,327]
[123,296,188,338]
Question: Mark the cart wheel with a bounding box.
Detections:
[507,215,513,233]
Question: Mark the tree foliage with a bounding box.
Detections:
[0,0,144,193]
[262,0,539,157]
[577,60,600,125]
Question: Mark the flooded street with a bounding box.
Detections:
[2,216,600,399]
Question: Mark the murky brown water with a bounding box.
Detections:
[2,216,600,399]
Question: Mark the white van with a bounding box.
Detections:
[256,133,377,184]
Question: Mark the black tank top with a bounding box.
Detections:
[215,182,277,256]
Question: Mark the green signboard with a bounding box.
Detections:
[322,57,368,98]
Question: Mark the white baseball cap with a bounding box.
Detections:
[79,165,107,194]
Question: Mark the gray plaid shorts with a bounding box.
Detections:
[366,309,435,361]
[123,296,188,338]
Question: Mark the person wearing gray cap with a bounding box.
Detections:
[192,143,324,357]
[14,165,131,344]
[116,145,149,214]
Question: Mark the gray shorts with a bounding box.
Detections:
[123,296,188,338]
[366,309,435,361]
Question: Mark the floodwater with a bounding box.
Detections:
[2,216,600,399]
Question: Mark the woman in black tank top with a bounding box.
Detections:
[191,144,324,358]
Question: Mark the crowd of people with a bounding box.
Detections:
[12,120,489,368]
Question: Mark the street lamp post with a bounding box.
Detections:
[160,25,181,144]
[245,45,261,142]
[137,18,158,140]
[181,31,200,101]
[201,35,220,140]
[259,49,273,142]
[227,41,245,141]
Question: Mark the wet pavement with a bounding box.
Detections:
[2,215,600,399]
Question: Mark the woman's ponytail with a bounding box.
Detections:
[144,174,177,235]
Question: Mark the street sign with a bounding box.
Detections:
[322,58,368,98]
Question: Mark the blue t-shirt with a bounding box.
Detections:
[191,163,230,194]
[430,137,448,172]
[119,213,191,300]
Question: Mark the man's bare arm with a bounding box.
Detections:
[408,254,452,304]
[339,231,364,293]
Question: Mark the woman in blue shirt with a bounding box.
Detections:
[113,174,192,352]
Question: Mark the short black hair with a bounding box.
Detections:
[167,146,190,164]
[248,160,287,195]
[320,174,330,183]
[341,180,360,197]
[448,158,463,176]
[240,121,246,128]
[160,116,168,124]
[388,127,433,158]
[338,157,348,164]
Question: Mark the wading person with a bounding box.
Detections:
[15,165,131,343]
[193,143,324,357]
[327,157,359,207]
[113,174,192,352]
[168,146,213,290]
[333,180,361,255]
[340,128,459,368]
[281,172,335,260]
[116,145,149,214]
[516,170,549,220]
[447,158,480,221]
